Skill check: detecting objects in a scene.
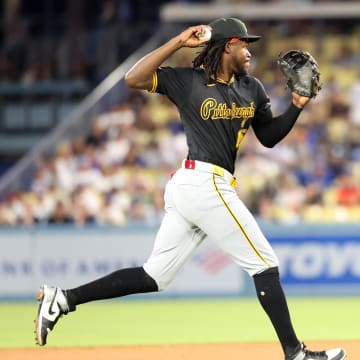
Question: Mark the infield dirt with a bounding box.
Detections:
[1,340,358,360]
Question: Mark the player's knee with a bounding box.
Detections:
[251,257,279,277]
[152,276,172,292]
[155,282,166,292]
[141,267,159,292]
[142,268,173,292]
[143,263,177,291]
[253,266,279,278]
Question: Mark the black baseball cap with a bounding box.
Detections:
[209,17,261,43]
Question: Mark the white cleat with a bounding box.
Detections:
[286,343,346,360]
[34,284,69,346]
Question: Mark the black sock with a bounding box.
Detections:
[64,267,158,310]
[253,267,300,355]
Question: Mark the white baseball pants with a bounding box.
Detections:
[143,160,279,290]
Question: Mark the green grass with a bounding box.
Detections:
[0,297,359,348]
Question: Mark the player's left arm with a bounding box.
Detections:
[252,98,302,148]
[251,77,312,147]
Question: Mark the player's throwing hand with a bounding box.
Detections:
[177,25,212,47]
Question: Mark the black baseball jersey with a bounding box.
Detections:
[151,66,279,174]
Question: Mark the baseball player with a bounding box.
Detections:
[35,17,346,360]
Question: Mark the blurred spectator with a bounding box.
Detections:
[335,171,360,207]
[349,71,360,126]
[48,201,72,224]
[53,141,77,191]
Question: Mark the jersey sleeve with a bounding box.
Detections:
[149,66,193,108]
[251,78,302,147]
[252,78,272,124]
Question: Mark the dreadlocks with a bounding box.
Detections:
[192,39,228,85]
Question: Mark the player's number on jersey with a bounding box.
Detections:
[236,129,247,148]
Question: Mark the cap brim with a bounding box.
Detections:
[241,35,261,43]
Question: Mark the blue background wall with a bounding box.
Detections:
[1,223,360,300]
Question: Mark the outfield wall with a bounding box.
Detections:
[1,224,360,299]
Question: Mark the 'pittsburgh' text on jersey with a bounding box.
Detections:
[200,98,255,124]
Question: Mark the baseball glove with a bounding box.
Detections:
[277,50,321,98]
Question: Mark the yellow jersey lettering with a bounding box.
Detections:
[200,98,217,120]
[200,98,255,122]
